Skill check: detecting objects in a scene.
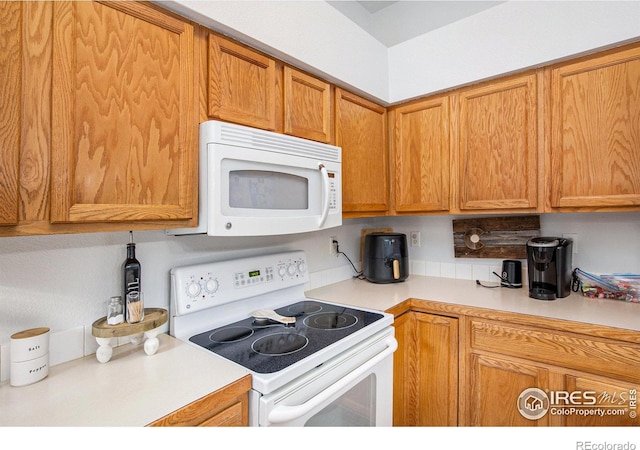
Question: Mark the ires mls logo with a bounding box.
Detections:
[517,387,638,421]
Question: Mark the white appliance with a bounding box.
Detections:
[167,120,342,237]
[170,251,397,427]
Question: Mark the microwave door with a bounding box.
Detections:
[210,147,340,236]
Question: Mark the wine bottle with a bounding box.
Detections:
[123,231,141,323]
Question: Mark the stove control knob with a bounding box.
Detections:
[278,266,287,278]
[287,264,297,276]
[186,281,201,297]
[204,278,219,294]
[297,261,307,274]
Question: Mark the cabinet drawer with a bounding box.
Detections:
[469,320,640,383]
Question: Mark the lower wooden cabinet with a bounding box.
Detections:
[147,375,251,427]
[393,311,458,426]
[391,303,640,427]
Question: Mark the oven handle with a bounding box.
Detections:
[318,163,330,228]
[267,337,397,424]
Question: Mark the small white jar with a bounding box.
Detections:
[10,327,50,387]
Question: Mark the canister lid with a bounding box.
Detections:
[10,327,50,340]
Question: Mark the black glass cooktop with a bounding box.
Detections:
[189,300,384,374]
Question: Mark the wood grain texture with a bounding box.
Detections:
[392,95,451,213]
[147,375,251,426]
[0,1,21,225]
[335,87,388,216]
[550,44,640,210]
[456,73,538,211]
[452,215,540,258]
[283,66,332,142]
[208,33,276,130]
[51,1,194,223]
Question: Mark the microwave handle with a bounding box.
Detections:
[318,163,330,228]
[266,336,397,424]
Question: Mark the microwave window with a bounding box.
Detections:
[229,170,309,210]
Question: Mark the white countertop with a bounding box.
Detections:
[306,275,640,333]
[0,334,250,426]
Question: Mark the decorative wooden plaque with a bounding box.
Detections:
[453,216,540,259]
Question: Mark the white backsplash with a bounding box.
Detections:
[1,212,639,382]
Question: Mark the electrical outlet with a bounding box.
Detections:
[410,231,421,247]
[329,236,338,254]
[563,233,578,254]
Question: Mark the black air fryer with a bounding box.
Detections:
[526,237,573,300]
[363,233,409,283]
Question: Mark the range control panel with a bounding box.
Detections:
[171,251,309,316]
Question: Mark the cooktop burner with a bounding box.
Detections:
[188,300,384,374]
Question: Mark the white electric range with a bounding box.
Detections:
[170,251,397,426]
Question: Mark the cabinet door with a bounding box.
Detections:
[456,74,538,211]
[466,353,550,426]
[392,96,450,212]
[549,44,640,210]
[209,34,276,131]
[50,1,195,223]
[283,66,331,143]
[0,1,21,225]
[562,374,639,426]
[394,311,458,426]
[335,88,388,216]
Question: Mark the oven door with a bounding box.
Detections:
[252,328,397,427]
[208,143,341,236]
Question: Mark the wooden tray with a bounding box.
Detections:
[91,308,168,339]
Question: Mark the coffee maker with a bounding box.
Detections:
[526,237,573,300]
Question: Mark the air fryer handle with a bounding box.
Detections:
[393,259,400,280]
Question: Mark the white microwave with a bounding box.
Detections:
[168,120,342,237]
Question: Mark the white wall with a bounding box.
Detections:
[388,1,640,102]
[161,0,390,102]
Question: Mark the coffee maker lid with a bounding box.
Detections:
[527,237,560,247]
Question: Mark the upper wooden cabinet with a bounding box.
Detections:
[454,73,539,212]
[0,1,21,226]
[335,88,388,216]
[208,34,277,131]
[547,44,640,211]
[391,95,451,213]
[283,66,332,143]
[50,1,195,224]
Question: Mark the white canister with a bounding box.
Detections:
[10,327,50,387]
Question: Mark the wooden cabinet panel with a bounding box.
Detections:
[393,311,458,426]
[562,374,639,426]
[283,66,331,143]
[208,33,276,131]
[467,353,550,426]
[392,96,450,213]
[455,73,538,211]
[148,375,250,427]
[549,44,640,210]
[469,319,640,383]
[335,88,388,216]
[50,1,195,223]
[0,1,21,226]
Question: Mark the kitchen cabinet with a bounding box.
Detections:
[547,43,640,212]
[148,375,251,426]
[393,311,458,426]
[390,95,451,213]
[208,33,278,131]
[0,1,198,236]
[335,88,389,217]
[283,66,332,143]
[0,1,21,226]
[453,73,539,212]
[51,1,195,224]
[462,318,640,426]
